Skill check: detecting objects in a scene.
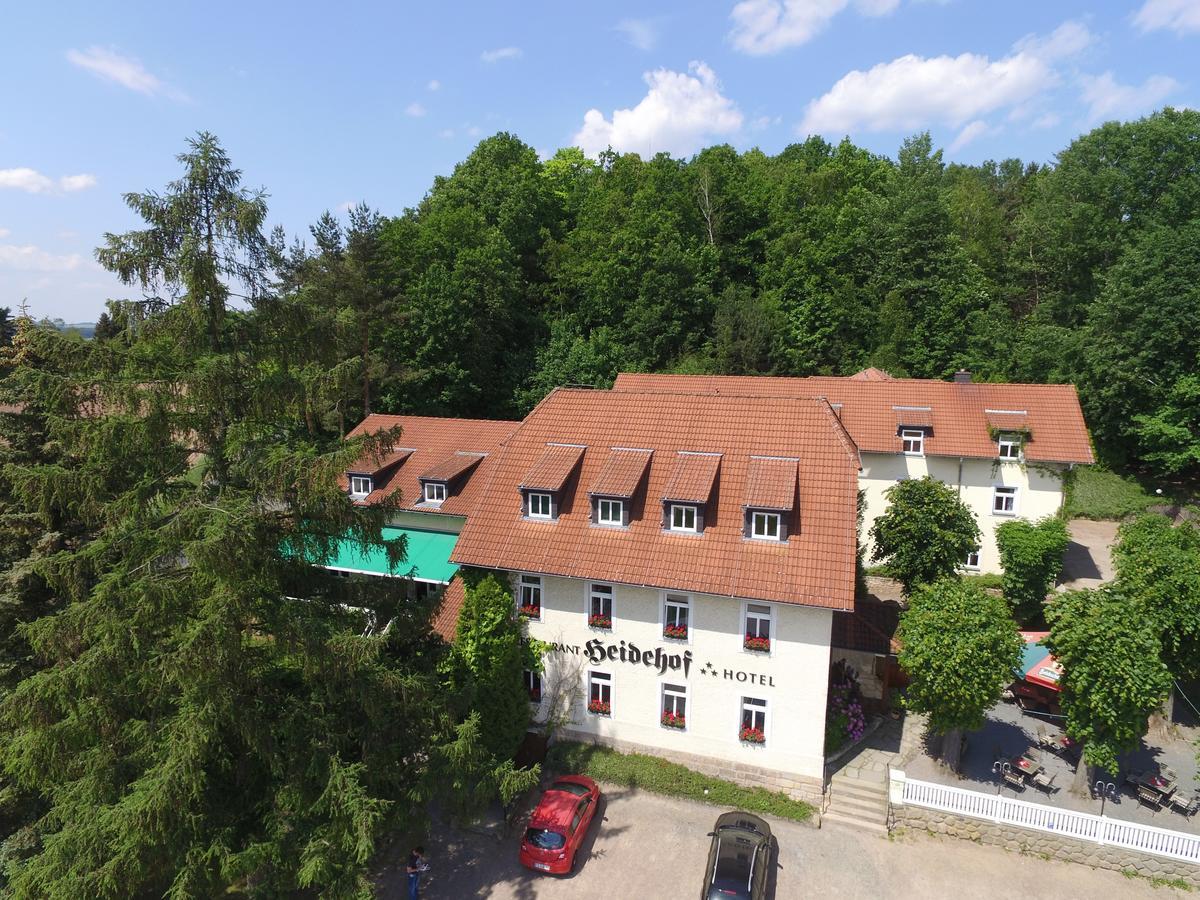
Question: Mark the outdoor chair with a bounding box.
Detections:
[1162,766,1179,783]
[1031,771,1056,794]
[1136,786,1163,811]
[1169,793,1200,818]
[1002,770,1026,792]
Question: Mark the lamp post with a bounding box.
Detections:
[993,760,1011,794]
[1094,780,1116,816]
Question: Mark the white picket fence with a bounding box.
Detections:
[894,772,1200,865]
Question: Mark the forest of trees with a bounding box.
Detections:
[90,104,1189,484]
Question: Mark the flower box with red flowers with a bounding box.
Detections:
[588,614,613,630]
[587,700,611,716]
[663,624,689,640]
[739,726,766,744]
[743,634,770,653]
[661,711,686,729]
[518,604,541,619]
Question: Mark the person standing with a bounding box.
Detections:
[406,845,427,900]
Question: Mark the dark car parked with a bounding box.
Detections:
[700,811,773,900]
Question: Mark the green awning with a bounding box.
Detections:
[324,527,459,583]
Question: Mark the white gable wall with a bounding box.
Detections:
[858,452,1069,575]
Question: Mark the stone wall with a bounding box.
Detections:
[892,803,1200,887]
[556,728,825,808]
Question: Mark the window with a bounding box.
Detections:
[518,574,542,619]
[669,504,698,533]
[750,511,781,541]
[597,498,624,526]
[964,549,981,570]
[423,481,446,504]
[998,433,1022,460]
[528,492,552,519]
[588,583,613,629]
[587,671,611,716]
[744,603,772,653]
[523,669,542,703]
[663,594,690,640]
[661,682,687,730]
[740,697,767,744]
[901,429,925,456]
[992,486,1018,516]
[349,475,372,498]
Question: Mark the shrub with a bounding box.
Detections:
[870,476,981,595]
[996,517,1070,625]
[545,741,813,822]
[1063,466,1158,520]
[825,660,866,754]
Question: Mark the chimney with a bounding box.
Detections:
[953,369,972,384]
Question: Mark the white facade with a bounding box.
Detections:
[519,572,833,796]
[858,452,1069,575]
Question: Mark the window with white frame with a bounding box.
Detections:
[997,432,1022,460]
[518,574,542,619]
[901,429,925,456]
[661,682,687,729]
[528,492,552,519]
[740,697,767,744]
[588,583,613,629]
[597,498,624,526]
[587,671,611,715]
[669,504,698,533]
[523,669,542,702]
[349,475,372,498]
[964,549,981,570]
[992,486,1018,515]
[750,511,781,540]
[663,593,690,640]
[423,481,446,504]
[744,603,772,653]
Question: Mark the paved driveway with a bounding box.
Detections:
[374,786,1173,899]
[1060,519,1118,589]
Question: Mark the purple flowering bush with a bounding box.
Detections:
[824,659,867,754]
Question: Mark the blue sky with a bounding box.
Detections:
[2,0,1196,321]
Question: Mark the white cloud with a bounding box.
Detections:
[729,0,899,56]
[481,46,522,63]
[573,61,744,158]
[466,125,482,137]
[1079,71,1179,122]
[438,128,456,139]
[616,18,659,50]
[796,22,1095,137]
[0,244,86,272]
[427,79,441,91]
[1134,0,1200,35]
[1032,112,1061,129]
[0,168,97,194]
[947,119,992,152]
[0,228,10,238]
[66,46,186,100]
[405,102,427,117]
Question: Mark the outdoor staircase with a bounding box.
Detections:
[822,770,890,834]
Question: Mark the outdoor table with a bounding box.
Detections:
[1038,732,1076,757]
[1010,755,1043,780]
[1131,771,1176,799]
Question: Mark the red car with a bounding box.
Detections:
[518,775,601,874]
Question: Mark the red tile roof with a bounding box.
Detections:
[850,367,895,381]
[431,577,464,642]
[420,452,485,483]
[342,415,519,516]
[589,448,653,498]
[452,388,860,610]
[613,373,1093,465]
[521,443,586,492]
[744,457,798,511]
[661,452,722,504]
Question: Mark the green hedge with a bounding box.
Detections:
[545,741,814,823]
[1064,467,1159,520]
[996,517,1070,625]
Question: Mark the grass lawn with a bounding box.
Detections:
[1064,466,1160,520]
[545,740,815,823]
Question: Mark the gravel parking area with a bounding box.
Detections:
[373,784,1176,899]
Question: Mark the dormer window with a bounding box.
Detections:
[750,511,781,540]
[901,429,925,456]
[527,492,553,519]
[423,481,447,504]
[997,433,1022,461]
[596,498,624,527]
[669,504,698,533]
[349,475,372,499]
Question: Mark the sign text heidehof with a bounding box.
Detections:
[549,638,777,687]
